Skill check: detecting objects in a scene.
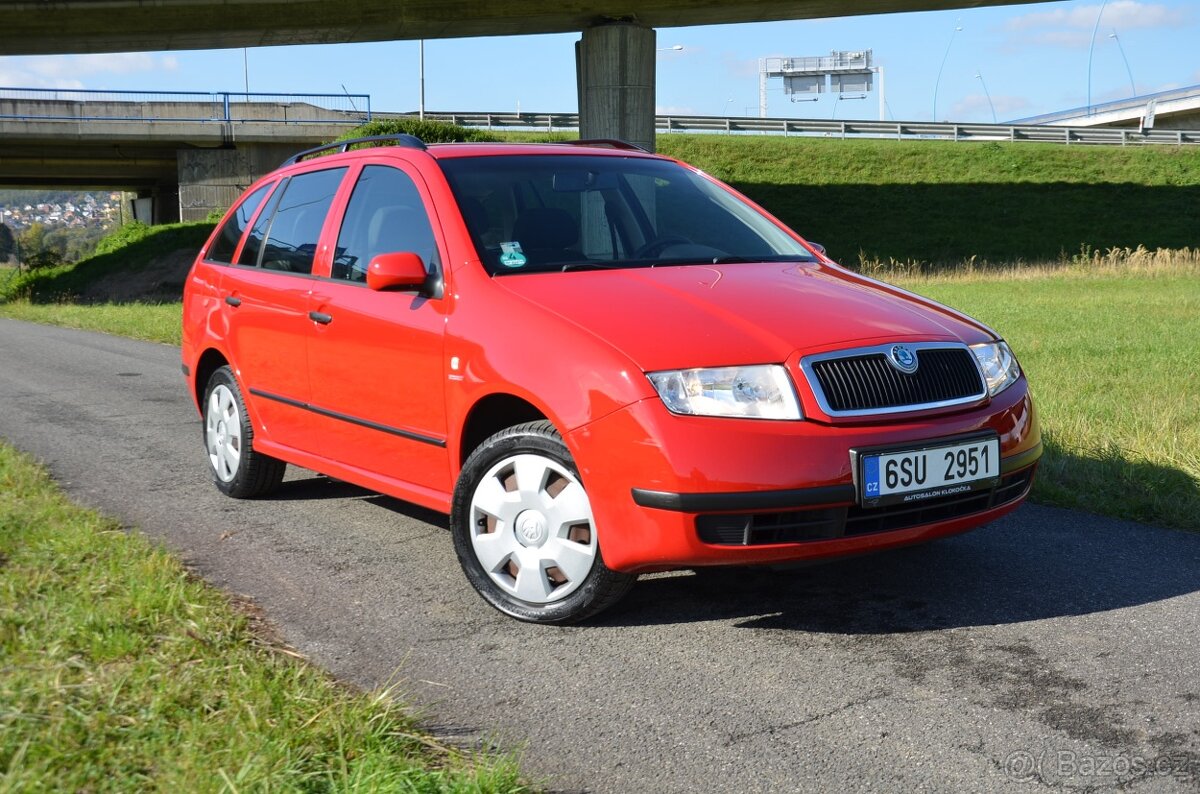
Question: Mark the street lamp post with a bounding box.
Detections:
[1109,30,1136,97]
[418,40,425,120]
[1087,0,1110,115]
[932,21,963,121]
[975,71,997,123]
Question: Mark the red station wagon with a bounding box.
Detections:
[182,135,1041,623]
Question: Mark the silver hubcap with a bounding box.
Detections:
[205,384,242,482]
[469,453,597,604]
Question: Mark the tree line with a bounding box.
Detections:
[0,222,108,270]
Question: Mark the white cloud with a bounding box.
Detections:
[1006,1,1186,33]
[0,53,178,88]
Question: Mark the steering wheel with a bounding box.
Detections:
[633,235,694,258]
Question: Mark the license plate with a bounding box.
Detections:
[858,436,1000,507]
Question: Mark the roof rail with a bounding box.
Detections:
[562,138,649,153]
[280,134,427,167]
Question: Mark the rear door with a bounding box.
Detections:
[222,166,348,446]
[305,161,452,494]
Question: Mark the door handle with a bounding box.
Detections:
[224,295,242,307]
[309,311,333,325]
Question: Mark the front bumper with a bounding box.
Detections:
[568,380,1040,573]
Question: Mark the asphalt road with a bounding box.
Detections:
[2,316,1198,792]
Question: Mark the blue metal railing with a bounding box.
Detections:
[0,87,371,124]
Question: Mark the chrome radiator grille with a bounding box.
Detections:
[802,343,986,416]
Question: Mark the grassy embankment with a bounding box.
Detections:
[0,442,526,791]
[0,220,207,344]
[658,135,1200,270]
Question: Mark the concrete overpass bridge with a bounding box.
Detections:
[0,90,369,221]
[4,0,1055,159]
[1010,84,1200,130]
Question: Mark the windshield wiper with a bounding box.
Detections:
[561,255,814,272]
[649,255,800,267]
[560,262,636,272]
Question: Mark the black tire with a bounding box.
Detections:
[202,365,286,498]
[451,420,635,624]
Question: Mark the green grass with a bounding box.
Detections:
[0,441,527,792]
[893,261,1200,531]
[654,135,1200,268]
[0,300,182,345]
[1,222,212,303]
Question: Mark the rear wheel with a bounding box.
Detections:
[451,421,634,624]
[202,366,285,498]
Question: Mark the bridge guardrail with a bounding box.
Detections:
[402,110,1200,146]
[2,88,1195,146]
[0,87,371,124]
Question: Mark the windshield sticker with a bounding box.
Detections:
[500,241,528,268]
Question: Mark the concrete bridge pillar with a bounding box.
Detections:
[576,22,656,152]
[177,143,296,221]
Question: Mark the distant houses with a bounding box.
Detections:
[0,192,122,232]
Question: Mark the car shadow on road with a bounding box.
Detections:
[265,475,450,529]
[598,505,1200,633]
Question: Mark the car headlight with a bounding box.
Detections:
[646,365,803,420]
[970,341,1021,397]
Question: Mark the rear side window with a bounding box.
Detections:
[207,182,273,263]
[238,167,347,274]
[332,165,438,283]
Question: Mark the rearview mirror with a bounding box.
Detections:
[552,170,619,192]
[367,252,426,292]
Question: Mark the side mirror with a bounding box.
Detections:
[808,242,827,256]
[367,252,427,292]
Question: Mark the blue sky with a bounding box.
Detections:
[0,0,1195,123]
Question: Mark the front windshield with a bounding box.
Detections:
[438,154,815,275]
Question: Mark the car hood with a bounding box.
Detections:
[494,262,995,372]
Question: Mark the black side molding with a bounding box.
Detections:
[249,388,446,448]
[631,485,856,513]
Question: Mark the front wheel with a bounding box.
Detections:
[451,421,635,624]
[202,365,286,498]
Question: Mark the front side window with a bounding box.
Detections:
[238,167,347,274]
[438,154,814,275]
[207,181,274,264]
[332,165,439,283]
